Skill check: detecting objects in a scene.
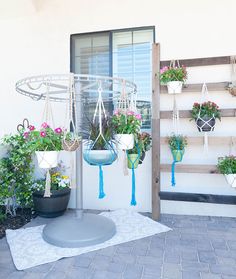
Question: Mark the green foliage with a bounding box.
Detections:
[160,66,187,84]
[191,101,221,120]
[111,111,142,135]
[217,156,236,174]
[26,123,63,151]
[0,132,34,214]
[127,132,152,155]
[86,117,114,150]
[168,134,187,151]
[0,208,6,223]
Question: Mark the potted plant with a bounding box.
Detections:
[83,117,117,165]
[191,101,221,132]
[112,110,142,150]
[160,65,187,94]
[26,123,63,168]
[168,134,187,162]
[32,163,71,217]
[139,132,152,164]
[217,156,236,188]
[127,140,142,169]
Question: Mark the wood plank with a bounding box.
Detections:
[160,164,218,174]
[161,108,236,119]
[151,43,161,221]
[160,56,231,68]
[160,192,236,205]
[161,82,229,93]
[161,136,236,145]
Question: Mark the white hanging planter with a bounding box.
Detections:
[35,151,59,169]
[167,81,183,94]
[225,174,236,188]
[114,134,134,150]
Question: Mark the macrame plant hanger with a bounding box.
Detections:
[196,83,215,153]
[171,95,183,186]
[228,56,236,96]
[83,81,117,199]
[41,79,56,197]
[118,80,131,176]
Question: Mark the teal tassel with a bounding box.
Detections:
[171,161,176,187]
[98,165,105,199]
[131,167,137,206]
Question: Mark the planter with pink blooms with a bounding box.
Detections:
[160,65,187,94]
[111,110,142,150]
[24,123,63,168]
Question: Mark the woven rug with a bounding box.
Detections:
[6,209,171,270]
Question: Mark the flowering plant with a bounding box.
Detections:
[127,132,152,155]
[168,134,187,151]
[25,123,63,151]
[140,132,152,152]
[217,156,236,174]
[160,66,187,84]
[111,110,142,135]
[191,101,221,120]
[32,163,70,191]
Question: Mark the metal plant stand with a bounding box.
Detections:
[16,74,137,248]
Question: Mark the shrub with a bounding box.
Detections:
[217,156,236,174]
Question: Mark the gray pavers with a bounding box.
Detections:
[2,212,236,278]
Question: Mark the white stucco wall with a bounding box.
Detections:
[0,0,236,216]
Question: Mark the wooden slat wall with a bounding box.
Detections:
[160,164,218,174]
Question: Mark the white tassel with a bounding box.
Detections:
[204,132,209,154]
[123,151,129,176]
[44,169,52,197]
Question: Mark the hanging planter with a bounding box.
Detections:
[83,149,117,166]
[127,154,139,169]
[160,62,187,95]
[167,81,183,94]
[112,110,142,150]
[35,151,59,169]
[168,134,187,186]
[196,116,216,132]
[138,132,152,164]
[217,156,236,188]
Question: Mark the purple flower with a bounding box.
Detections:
[40,131,46,137]
[41,122,49,128]
[23,132,29,138]
[55,127,62,134]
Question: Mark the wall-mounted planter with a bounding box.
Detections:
[167,81,183,94]
[127,154,139,169]
[225,174,236,188]
[171,149,184,162]
[35,151,59,169]
[114,134,134,150]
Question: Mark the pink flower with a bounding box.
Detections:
[113,109,119,116]
[160,66,168,74]
[127,111,134,116]
[135,113,142,120]
[55,127,62,134]
[41,122,49,128]
[40,131,46,137]
[29,125,35,131]
[23,132,29,138]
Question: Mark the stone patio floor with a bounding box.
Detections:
[1,212,236,279]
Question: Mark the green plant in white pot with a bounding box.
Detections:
[160,65,187,94]
[217,156,236,188]
[168,134,187,162]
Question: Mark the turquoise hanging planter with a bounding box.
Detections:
[171,149,184,162]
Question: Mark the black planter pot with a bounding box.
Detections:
[139,152,146,164]
[33,188,71,218]
[196,117,216,132]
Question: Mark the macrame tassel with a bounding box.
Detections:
[98,165,105,199]
[131,167,137,206]
[69,152,75,188]
[44,169,52,197]
[171,161,176,187]
[204,132,209,154]
[123,151,129,176]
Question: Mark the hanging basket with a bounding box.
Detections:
[62,139,80,152]
[167,81,183,94]
[225,174,236,188]
[83,149,117,166]
[114,134,134,150]
[171,149,184,162]
[196,116,216,132]
[127,154,139,169]
[228,86,236,97]
[35,151,59,169]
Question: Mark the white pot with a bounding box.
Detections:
[225,174,236,188]
[114,134,134,150]
[83,150,117,165]
[167,81,183,94]
[35,151,59,169]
